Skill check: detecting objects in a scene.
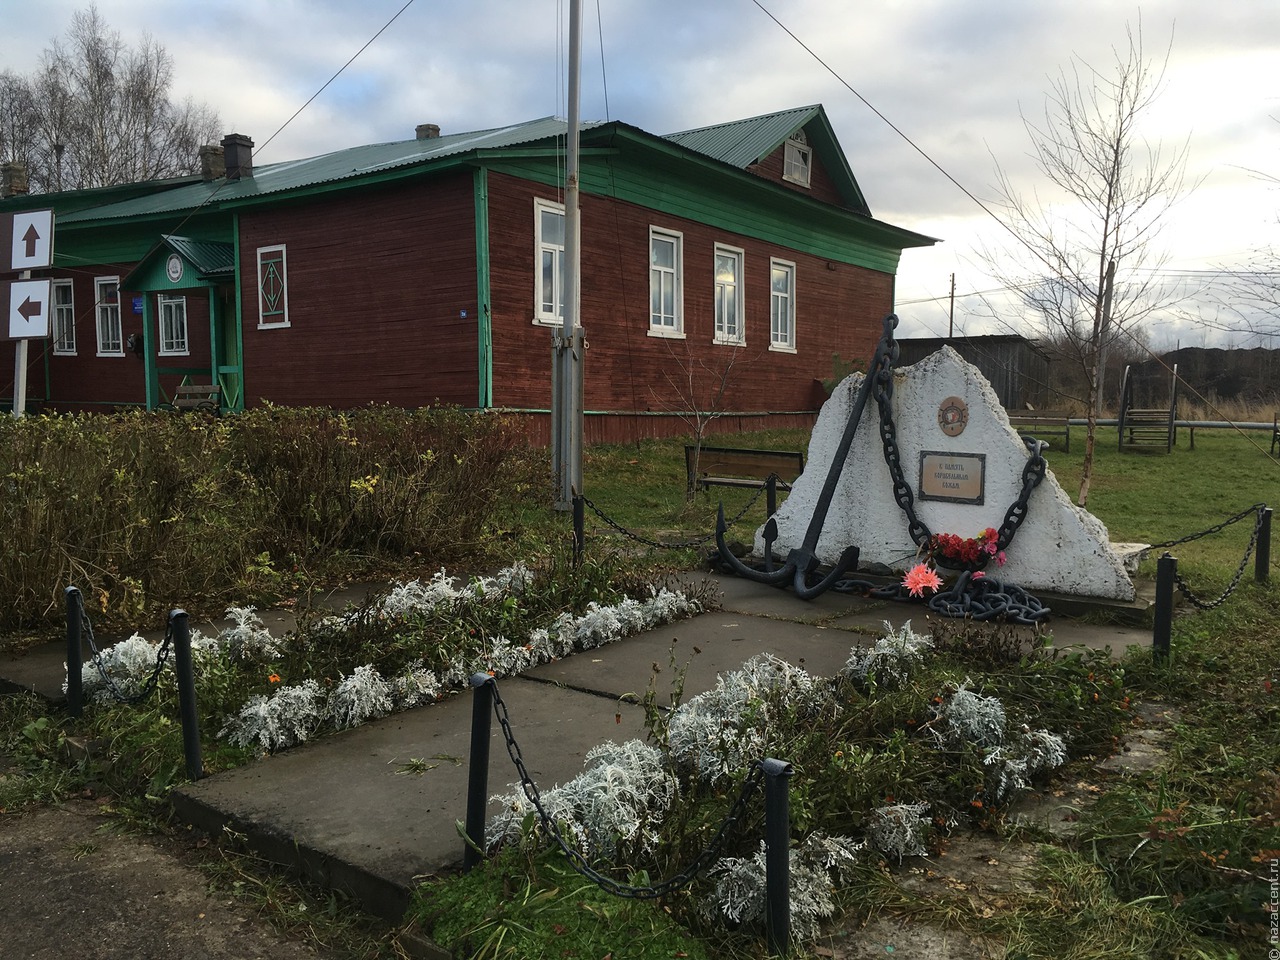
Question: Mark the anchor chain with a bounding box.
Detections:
[870,342,1048,553]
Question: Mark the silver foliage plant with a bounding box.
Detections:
[220,606,287,662]
[841,620,933,689]
[708,833,865,940]
[327,665,394,730]
[70,632,168,704]
[219,680,325,752]
[933,680,1007,750]
[867,802,932,863]
[667,654,833,784]
[984,726,1069,802]
[487,739,678,860]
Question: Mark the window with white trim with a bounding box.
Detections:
[783,130,811,187]
[95,277,123,356]
[158,295,188,355]
[648,227,683,336]
[257,244,289,328]
[769,259,796,351]
[713,244,744,345]
[534,198,566,323]
[52,280,75,355]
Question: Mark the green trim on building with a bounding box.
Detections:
[473,167,493,409]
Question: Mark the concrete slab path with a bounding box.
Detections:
[0,572,1155,922]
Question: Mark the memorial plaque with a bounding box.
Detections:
[918,451,986,504]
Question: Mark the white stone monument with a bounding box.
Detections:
[758,346,1135,601]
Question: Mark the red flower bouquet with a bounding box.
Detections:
[930,527,1006,571]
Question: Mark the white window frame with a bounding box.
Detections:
[95,276,123,356]
[257,244,290,329]
[533,197,566,325]
[783,130,812,188]
[769,259,797,353]
[648,226,684,338]
[158,294,189,356]
[52,279,75,355]
[713,244,745,345]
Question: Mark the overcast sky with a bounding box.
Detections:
[4,0,1277,347]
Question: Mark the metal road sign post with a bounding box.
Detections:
[2,208,54,417]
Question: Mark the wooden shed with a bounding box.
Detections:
[895,335,1052,410]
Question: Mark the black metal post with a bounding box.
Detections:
[1152,553,1176,665]
[1256,507,1271,585]
[65,586,83,719]
[765,474,778,519]
[761,757,794,957]
[572,495,585,566]
[170,610,203,781]
[463,673,495,872]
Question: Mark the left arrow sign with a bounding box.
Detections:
[7,279,51,339]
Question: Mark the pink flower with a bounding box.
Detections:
[996,551,1007,567]
[972,571,986,580]
[903,563,943,598]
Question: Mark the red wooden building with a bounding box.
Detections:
[0,105,934,441]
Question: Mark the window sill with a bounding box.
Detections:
[257,321,291,330]
[647,328,685,340]
[768,343,797,354]
[712,336,746,347]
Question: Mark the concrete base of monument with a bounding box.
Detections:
[759,347,1138,601]
[751,561,1159,626]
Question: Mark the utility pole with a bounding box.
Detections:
[948,273,955,339]
[551,0,584,511]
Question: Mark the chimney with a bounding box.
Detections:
[415,123,441,140]
[1,161,29,198]
[199,145,225,181]
[221,133,254,180]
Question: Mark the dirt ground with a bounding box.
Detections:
[0,797,343,960]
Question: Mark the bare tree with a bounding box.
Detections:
[0,5,220,192]
[980,23,1194,506]
[652,339,752,501]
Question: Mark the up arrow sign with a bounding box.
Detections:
[5,209,54,271]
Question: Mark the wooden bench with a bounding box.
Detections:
[1005,410,1071,452]
[161,384,221,413]
[685,445,805,517]
[1119,407,1174,453]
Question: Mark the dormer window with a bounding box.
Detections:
[783,130,811,187]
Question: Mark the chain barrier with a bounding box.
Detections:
[583,480,772,551]
[1169,506,1267,611]
[82,607,174,705]
[490,679,764,899]
[1147,502,1266,552]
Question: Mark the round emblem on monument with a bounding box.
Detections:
[937,396,969,437]
[166,253,184,284]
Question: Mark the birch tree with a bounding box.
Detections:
[0,5,220,192]
[982,24,1193,506]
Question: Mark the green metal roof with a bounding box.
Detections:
[664,104,870,214]
[59,117,603,224]
[163,235,235,276]
[665,104,822,169]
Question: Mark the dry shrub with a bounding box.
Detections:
[0,406,538,630]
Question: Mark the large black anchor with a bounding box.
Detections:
[714,313,901,599]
